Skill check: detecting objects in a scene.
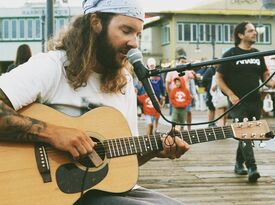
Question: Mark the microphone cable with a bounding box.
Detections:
[155,71,275,127]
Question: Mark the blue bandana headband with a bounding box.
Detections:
[82,0,145,21]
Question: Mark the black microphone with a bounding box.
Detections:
[127,48,161,113]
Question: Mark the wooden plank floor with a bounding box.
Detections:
[137,111,275,205]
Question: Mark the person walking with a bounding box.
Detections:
[216,21,275,183]
[147,57,165,133]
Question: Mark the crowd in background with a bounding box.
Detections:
[134,54,275,134]
[134,55,221,134]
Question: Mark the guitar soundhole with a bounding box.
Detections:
[78,137,105,168]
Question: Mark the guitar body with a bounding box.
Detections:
[0,103,138,205]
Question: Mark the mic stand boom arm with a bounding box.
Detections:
[149,49,275,76]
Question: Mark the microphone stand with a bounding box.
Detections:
[149,49,275,76]
[146,49,275,127]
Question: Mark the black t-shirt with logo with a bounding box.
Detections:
[217,47,267,101]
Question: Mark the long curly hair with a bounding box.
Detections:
[48,13,129,93]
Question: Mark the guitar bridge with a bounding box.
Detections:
[34,143,52,183]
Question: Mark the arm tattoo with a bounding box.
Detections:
[0,89,13,108]
[0,89,47,142]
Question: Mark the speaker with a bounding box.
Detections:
[263,0,275,9]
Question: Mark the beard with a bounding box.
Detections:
[94,29,126,76]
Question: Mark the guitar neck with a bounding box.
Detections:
[104,125,234,158]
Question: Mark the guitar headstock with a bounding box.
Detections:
[231,120,274,141]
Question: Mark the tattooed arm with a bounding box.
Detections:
[0,89,95,159]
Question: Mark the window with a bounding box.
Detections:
[257,24,271,44]
[27,19,33,38]
[206,24,212,42]
[215,24,222,42]
[199,24,205,42]
[223,24,230,42]
[191,24,198,42]
[176,22,240,44]
[35,19,41,39]
[56,18,65,30]
[177,23,197,42]
[230,24,235,42]
[3,20,9,39]
[161,24,170,45]
[12,19,17,39]
[183,24,191,41]
[19,19,25,39]
[0,17,49,41]
[0,20,2,39]
[177,23,183,41]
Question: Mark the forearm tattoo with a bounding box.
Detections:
[0,89,47,142]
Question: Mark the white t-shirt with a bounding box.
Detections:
[0,50,138,136]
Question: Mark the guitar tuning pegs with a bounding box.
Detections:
[242,133,247,138]
[234,118,239,123]
[260,133,265,138]
[243,118,249,122]
[252,117,256,121]
[259,141,266,148]
[256,121,262,126]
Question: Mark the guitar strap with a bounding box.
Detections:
[34,143,52,183]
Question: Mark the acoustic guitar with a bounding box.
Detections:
[0,103,273,205]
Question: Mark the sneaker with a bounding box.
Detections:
[234,163,248,175]
[154,129,160,135]
[248,168,260,183]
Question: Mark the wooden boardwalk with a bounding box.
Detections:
[137,112,275,205]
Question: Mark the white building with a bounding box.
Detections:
[141,0,275,64]
[0,1,81,72]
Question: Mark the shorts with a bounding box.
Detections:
[206,99,215,111]
[186,104,192,112]
[145,114,158,124]
[206,94,215,111]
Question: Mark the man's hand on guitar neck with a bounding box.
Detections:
[137,135,190,166]
[157,135,190,159]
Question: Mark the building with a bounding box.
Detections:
[141,0,275,65]
[1,0,275,72]
[0,1,81,72]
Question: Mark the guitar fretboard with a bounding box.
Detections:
[103,125,235,158]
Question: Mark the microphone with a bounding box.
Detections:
[127,48,161,113]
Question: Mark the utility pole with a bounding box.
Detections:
[47,0,54,41]
[211,35,216,59]
[41,12,45,52]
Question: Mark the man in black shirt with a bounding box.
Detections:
[216,21,275,183]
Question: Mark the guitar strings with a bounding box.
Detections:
[44,126,235,158]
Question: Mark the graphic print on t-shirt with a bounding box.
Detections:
[175,91,187,102]
[236,58,260,66]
